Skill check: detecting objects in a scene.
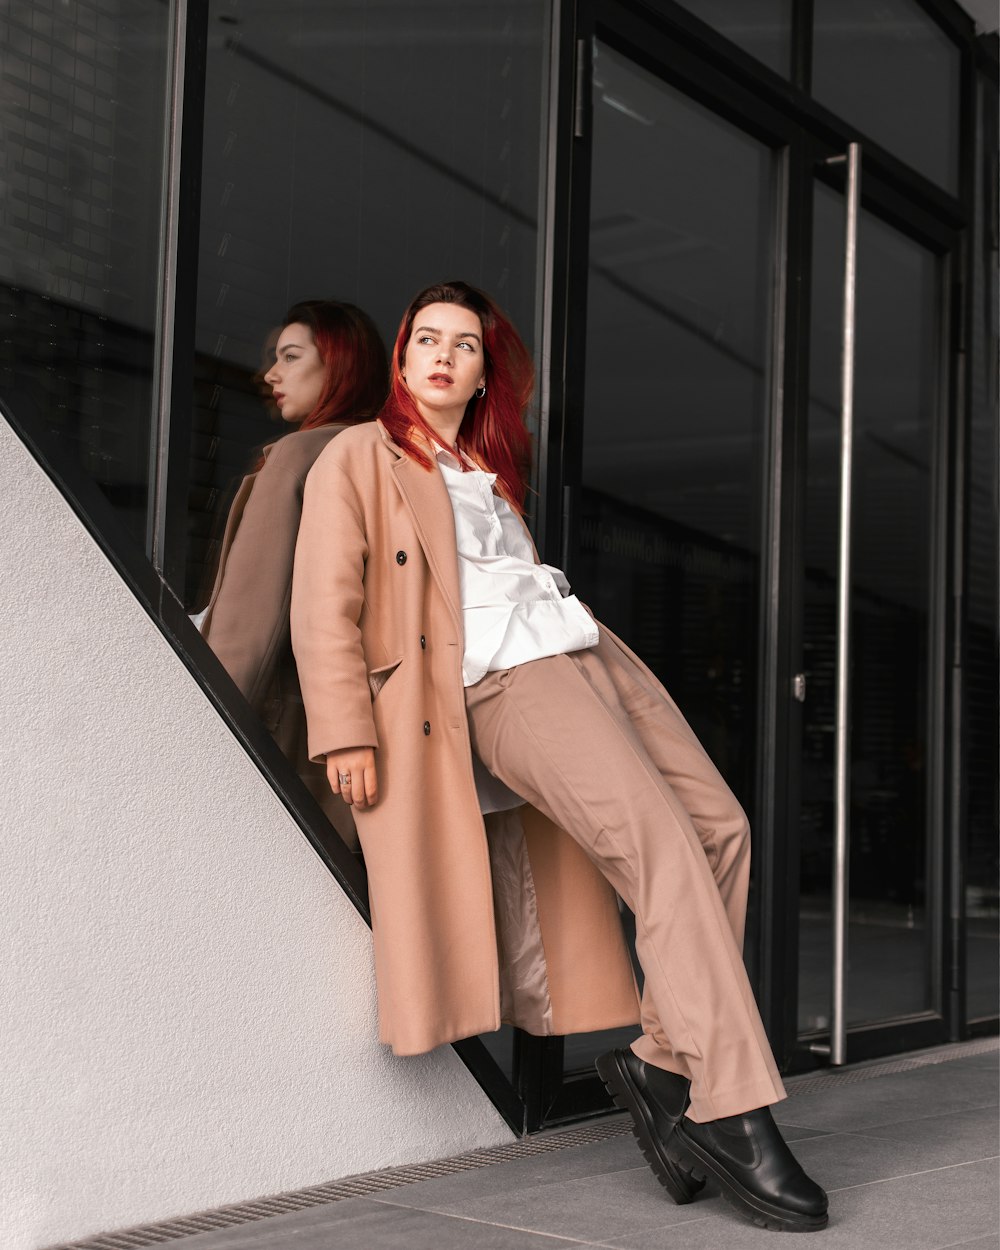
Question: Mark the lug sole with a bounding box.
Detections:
[668,1123,829,1233]
[595,1051,703,1206]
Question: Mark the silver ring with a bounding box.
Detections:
[338,772,351,786]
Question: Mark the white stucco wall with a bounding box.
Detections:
[0,417,513,1250]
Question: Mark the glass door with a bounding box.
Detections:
[797,171,949,1056]
[561,36,780,1086]
[527,5,962,1126]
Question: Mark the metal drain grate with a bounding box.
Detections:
[47,1037,997,1250]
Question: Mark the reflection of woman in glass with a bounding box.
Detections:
[291,282,827,1231]
[203,301,388,849]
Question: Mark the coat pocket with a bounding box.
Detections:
[367,659,402,701]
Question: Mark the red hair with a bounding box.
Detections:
[282,300,389,429]
[379,281,534,510]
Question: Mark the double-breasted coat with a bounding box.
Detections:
[291,420,646,1055]
[202,424,357,849]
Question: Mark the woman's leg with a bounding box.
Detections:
[465,647,784,1123]
[591,632,753,1079]
[597,631,752,948]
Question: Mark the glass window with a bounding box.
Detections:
[672,0,793,76]
[571,44,777,1065]
[0,0,170,544]
[813,0,961,194]
[186,0,549,609]
[579,42,774,813]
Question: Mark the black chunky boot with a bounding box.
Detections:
[668,1105,829,1232]
[595,1049,706,1204]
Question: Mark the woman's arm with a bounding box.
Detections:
[291,447,380,807]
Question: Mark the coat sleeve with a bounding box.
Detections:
[291,448,376,761]
[202,450,304,711]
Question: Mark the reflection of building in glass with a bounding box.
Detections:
[1,1,168,538]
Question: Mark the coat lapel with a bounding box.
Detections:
[378,423,464,635]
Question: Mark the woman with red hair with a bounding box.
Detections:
[203,299,387,849]
[292,281,827,1233]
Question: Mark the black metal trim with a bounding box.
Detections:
[792,1015,952,1072]
[149,0,209,595]
[975,32,999,77]
[537,0,596,573]
[543,1069,617,1125]
[535,0,582,561]
[757,136,815,1071]
[928,249,958,1032]
[453,1038,526,1134]
[164,0,209,596]
[514,1034,568,1131]
[911,0,977,44]
[966,1017,1000,1038]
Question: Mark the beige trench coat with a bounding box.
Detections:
[291,420,643,1055]
[202,425,357,849]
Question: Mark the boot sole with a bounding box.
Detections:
[668,1122,829,1233]
[595,1051,703,1205]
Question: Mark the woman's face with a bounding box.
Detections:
[263,322,326,424]
[402,302,485,430]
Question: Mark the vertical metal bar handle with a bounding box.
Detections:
[827,143,861,1066]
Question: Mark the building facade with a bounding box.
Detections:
[1,0,997,1242]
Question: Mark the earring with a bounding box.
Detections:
[475,384,487,399]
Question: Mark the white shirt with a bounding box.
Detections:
[435,447,598,687]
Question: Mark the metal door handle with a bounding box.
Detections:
[813,143,861,1067]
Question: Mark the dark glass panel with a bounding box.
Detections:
[569,43,775,1069]
[673,0,793,76]
[813,0,961,193]
[0,0,170,543]
[799,184,939,1033]
[187,0,548,609]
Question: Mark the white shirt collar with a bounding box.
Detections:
[431,440,491,477]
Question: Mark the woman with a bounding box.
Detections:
[202,300,388,850]
[291,282,827,1232]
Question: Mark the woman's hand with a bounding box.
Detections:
[327,747,378,809]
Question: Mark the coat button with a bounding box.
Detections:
[420,635,426,649]
[423,721,431,735]
[396,550,407,565]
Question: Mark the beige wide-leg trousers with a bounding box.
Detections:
[465,631,786,1123]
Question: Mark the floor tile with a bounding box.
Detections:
[948,1054,1000,1073]
[775,1064,998,1134]
[787,1125,998,1192]
[776,1123,831,1143]
[382,1164,709,1241]
[597,1158,999,1250]
[856,1104,999,1158]
[160,1200,596,1249]
[91,1044,998,1250]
